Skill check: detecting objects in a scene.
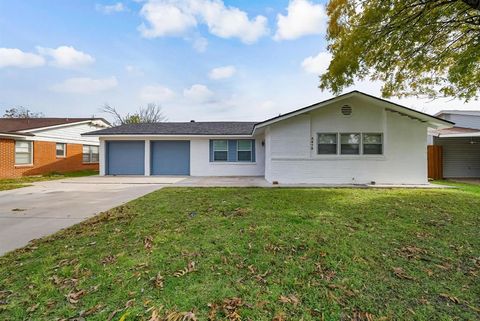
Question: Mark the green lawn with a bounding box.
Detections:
[0,186,479,320]
[0,170,98,191]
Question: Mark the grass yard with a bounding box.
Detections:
[0,186,479,320]
[0,170,98,191]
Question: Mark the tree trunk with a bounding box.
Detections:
[462,0,480,10]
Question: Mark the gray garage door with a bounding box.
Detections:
[151,141,190,175]
[107,141,145,175]
[435,137,480,178]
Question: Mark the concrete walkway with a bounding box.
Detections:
[0,176,179,255]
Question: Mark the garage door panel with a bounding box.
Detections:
[107,141,145,175]
[436,137,480,178]
[151,141,190,175]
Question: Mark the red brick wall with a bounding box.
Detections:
[0,139,98,178]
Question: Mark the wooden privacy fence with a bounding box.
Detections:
[427,145,443,180]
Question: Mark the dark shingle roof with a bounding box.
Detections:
[84,122,257,136]
[0,118,108,133]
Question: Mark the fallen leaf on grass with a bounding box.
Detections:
[392,267,415,281]
[81,303,104,316]
[439,293,461,304]
[272,313,286,321]
[222,297,244,321]
[144,236,154,252]
[26,303,39,313]
[165,311,197,321]
[279,294,300,307]
[173,262,196,277]
[207,303,218,321]
[101,254,117,265]
[397,246,428,260]
[67,289,86,304]
[152,272,164,289]
[350,310,375,321]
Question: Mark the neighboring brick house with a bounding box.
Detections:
[0,118,110,178]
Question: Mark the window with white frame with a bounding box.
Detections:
[237,140,252,161]
[83,145,99,163]
[317,133,338,155]
[15,141,33,165]
[56,143,66,158]
[212,140,228,161]
[340,133,360,155]
[363,133,383,155]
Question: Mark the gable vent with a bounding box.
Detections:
[341,104,352,116]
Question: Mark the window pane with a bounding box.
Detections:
[363,134,382,144]
[83,154,90,163]
[56,143,65,157]
[214,151,228,161]
[364,144,382,155]
[237,140,251,151]
[341,144,360,155]
[83,145,89,154]
[91,146,99,153]
[341,133,360,144]
[15,141,31,153]
[15,153,31,164]
[15,141,32,164]
[318,144,337,155]
[238,151,252,161]
[318,134,337,144]
[213,140,227,151]
[91,153,99,162]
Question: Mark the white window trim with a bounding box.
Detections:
[56,143,66,158]
[316,132,384,157]
[14,140,34,166]
[317,133,338,155]
[237,140,253,162]
[212,140,229,162]
[340,133,361,155]
[83,145,99,164]
[362,133,383,155]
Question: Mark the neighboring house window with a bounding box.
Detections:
[56,143,66,158]
[237,140,252,161]
[317,133,337,155]
[341,133,360,155]
[363,133,383,155]
[15,141,33,165]
[212,140,228,161]
[83,145,99,163]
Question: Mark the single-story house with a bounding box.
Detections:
[0,118,110,178]
[428,110,480,179]
[85,91,453,185]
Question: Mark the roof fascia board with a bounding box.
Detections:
[23,119,110,133]
[89,134,256,138]
[439,132,480,138]
[0,133,31,138]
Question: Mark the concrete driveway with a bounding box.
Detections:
[0,176,184,255]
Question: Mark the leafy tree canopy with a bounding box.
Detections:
[321,0,480,101]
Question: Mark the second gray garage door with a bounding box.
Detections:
[107,141,145,175]
[151,141,190,175]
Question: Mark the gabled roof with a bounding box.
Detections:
[0,118,110,138]
[83,122,257,136]
[254,91,453,132]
